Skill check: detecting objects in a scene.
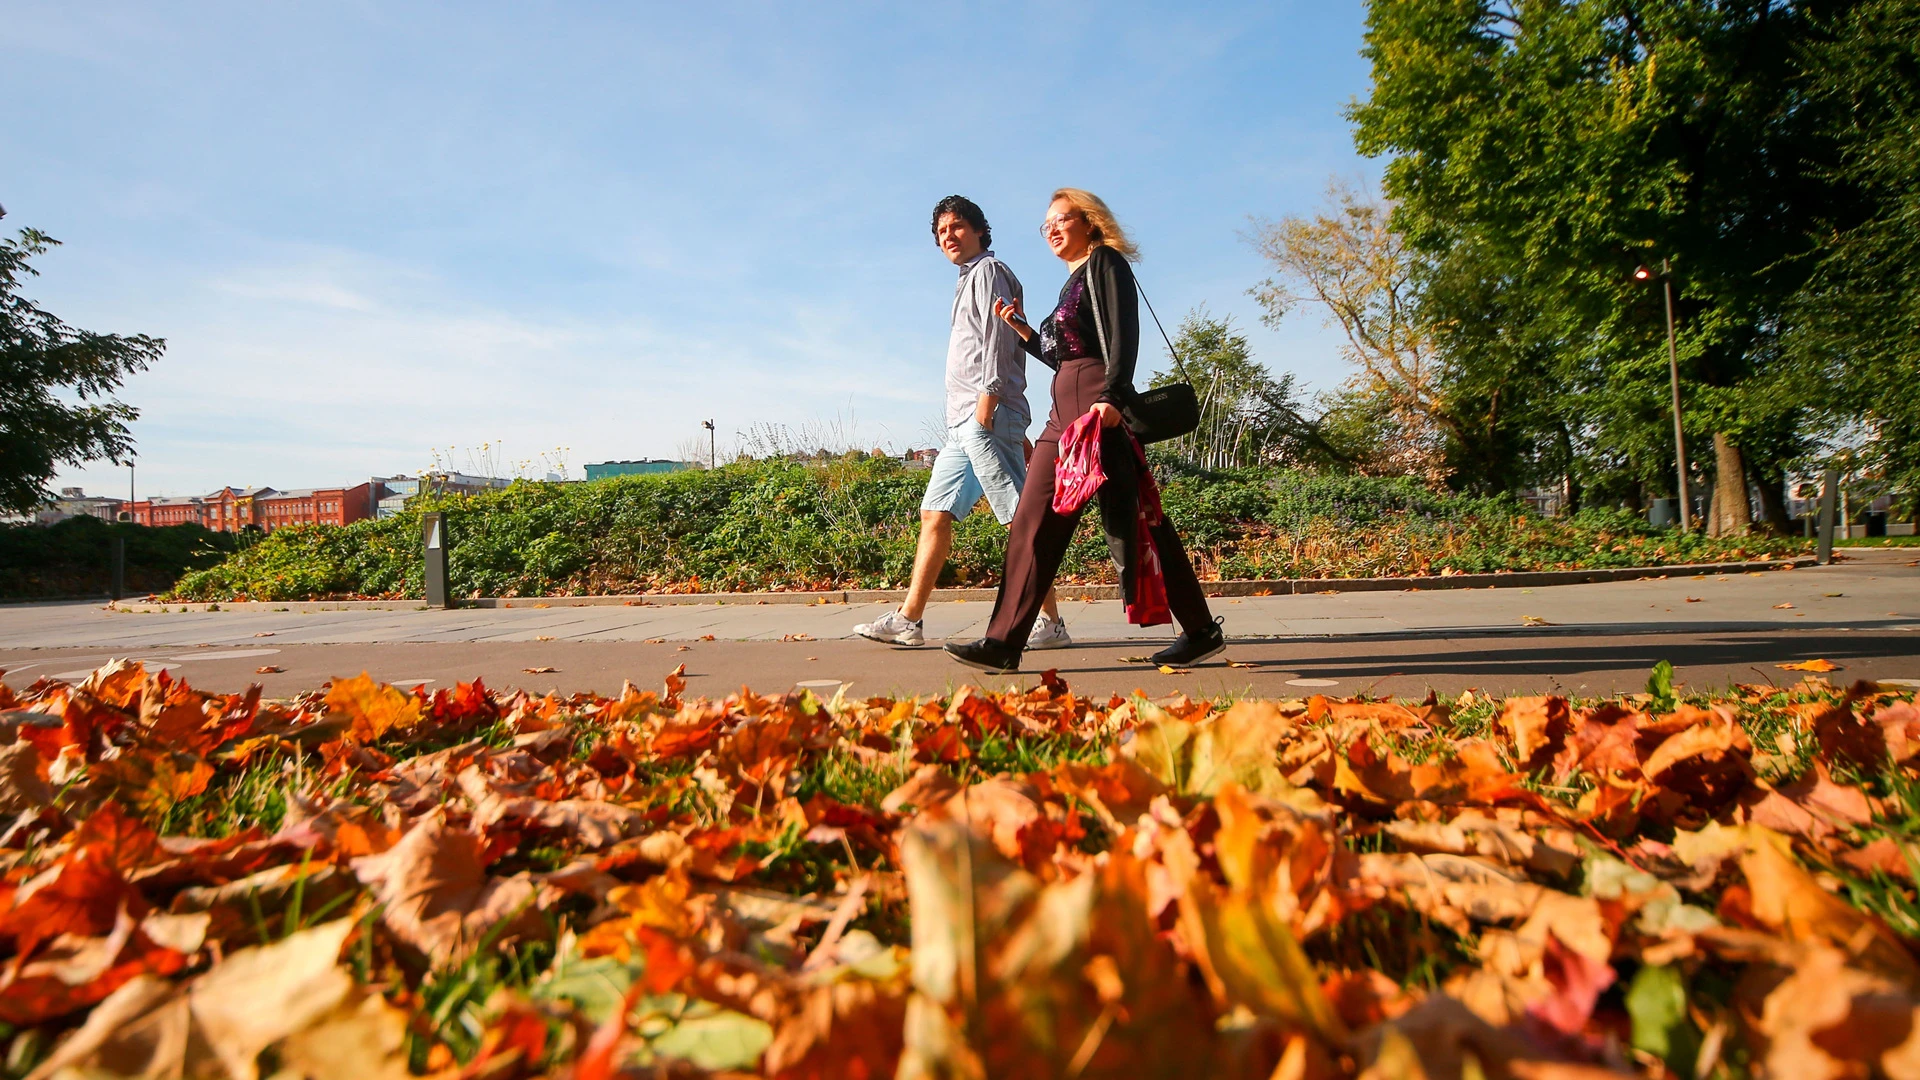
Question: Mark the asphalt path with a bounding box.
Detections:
[5,549,1917,701]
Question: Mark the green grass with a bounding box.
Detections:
[791,747,911,808]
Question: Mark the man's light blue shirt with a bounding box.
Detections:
[946,250,1029,428]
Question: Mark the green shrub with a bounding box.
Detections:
[0,517,238,599]
[166,458,1812,601]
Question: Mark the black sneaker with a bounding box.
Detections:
[1150,619,1226,666]
[944,637,1022,673]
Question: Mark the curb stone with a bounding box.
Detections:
[106,557,1817,614]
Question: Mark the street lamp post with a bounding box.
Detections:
[1636,260,1691,533]
[702,420,716,470]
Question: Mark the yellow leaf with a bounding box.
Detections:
[1178,868,1348,1045]
[189,919,359,1080]
[1778,659,1842,672]
[276,993,412,1080]
[1739,827,1920,987]
[324,672,423,741]
[606,863,697,938]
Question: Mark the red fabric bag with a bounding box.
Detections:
[1052,411,1106,515]
[1052,410,1170,626]
[1124,433,1172,627]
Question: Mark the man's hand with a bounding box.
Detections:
[975,393,998,428]
[1092,402,1123,429]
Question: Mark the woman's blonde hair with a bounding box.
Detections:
[1051,188,1139,261]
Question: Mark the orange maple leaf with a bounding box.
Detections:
[324,672,424,742]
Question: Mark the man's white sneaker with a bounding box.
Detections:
[853,609,925,646]
[1026,613,1073,650]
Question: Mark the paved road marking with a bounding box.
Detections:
[52,661,179,679]
[167,649,282,661]
[1286,678,1340,688]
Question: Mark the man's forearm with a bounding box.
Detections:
[975,392,998,426]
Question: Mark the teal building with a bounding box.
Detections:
[584,459,695,481]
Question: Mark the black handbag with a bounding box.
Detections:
[1120,382,1200,444]
[1083,253,1201,444]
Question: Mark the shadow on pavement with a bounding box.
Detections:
[1029,631,1920,682]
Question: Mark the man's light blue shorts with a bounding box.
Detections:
[921,411,1029,524]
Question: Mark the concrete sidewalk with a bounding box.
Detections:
[2,550,1915,699]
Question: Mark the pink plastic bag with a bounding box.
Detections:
[1052,411,1106,514]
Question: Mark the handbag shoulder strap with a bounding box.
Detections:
[1081,246,1194,385]
[1083,250,1110,374]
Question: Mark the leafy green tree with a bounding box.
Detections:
[1147,309,1334,470]
[1,229,163,516]
[1788,0,1920,511]
[1248,183,1568,491]
[1247,185,1452,484]
[1350,0,1849,532]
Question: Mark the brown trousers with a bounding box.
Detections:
[985,358,1213,646]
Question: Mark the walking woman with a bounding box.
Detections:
[945,189,1224,673]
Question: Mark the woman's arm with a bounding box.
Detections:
[1087,247,1140,407]
[993,296,1046,360]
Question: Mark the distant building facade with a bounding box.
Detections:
[35,488,126,524]
[62,470,535,532]
[131,494,210,528]
[375,476,421,518]
[584,460,695,481]
[126,480,392,532]
[419,471,514,496]
[253,483,384,531]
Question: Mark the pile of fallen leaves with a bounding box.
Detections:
[2,660,1918,1078]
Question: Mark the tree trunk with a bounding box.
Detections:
[1754,472,1792,535]
[1707,433,1752,537]
[1556,422,1580,515]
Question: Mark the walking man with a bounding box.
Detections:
[854,196,1068,648]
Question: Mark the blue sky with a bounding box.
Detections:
[7,2,1379,498]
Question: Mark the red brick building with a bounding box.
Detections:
[128,481,389,532]
[129,495,209,527]
[255,484,382,531]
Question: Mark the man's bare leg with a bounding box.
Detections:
[900,510,1061,626]
[900,510,954,622]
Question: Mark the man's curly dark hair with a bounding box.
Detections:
[930,195,990,250]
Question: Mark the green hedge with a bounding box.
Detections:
[165,456,1811,601]
[1,517,239,599]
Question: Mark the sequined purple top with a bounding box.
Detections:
[1020,246,1141,409]
[1038,271,1095,364]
